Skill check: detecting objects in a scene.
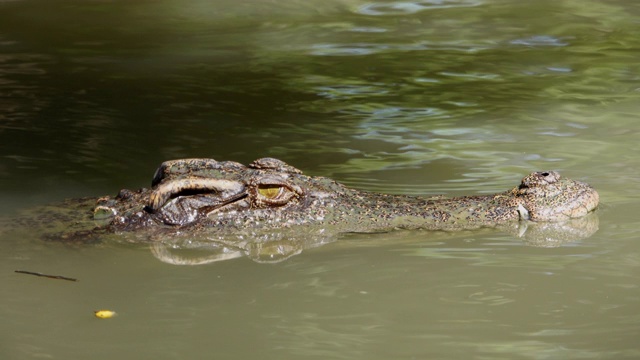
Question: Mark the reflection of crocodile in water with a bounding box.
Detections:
[8,157,600,264]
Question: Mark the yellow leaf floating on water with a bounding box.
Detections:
[94,310,117,319]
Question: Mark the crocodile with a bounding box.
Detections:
[6,157,599,264]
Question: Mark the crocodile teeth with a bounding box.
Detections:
[517,204,530,221]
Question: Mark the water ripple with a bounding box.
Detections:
[356,0,483,16]
[315,84,389,99]
[309,41,490,56]
[309,42,425,56]
[509,35,571,47]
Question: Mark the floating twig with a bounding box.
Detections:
[15,270,78,282]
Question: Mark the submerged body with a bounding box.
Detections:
[8,158,599,263]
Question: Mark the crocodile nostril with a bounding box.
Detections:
[541,172,550,177]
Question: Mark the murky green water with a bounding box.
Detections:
[1,0,640,358]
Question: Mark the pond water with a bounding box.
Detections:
[1,0,640,358]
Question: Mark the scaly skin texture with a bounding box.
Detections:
[143,157,598,229]
[8,158,599,249]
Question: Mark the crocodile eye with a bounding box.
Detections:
[257,184,284,199]
[253,182,300,207]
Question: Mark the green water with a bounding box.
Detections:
[1,0,639,358]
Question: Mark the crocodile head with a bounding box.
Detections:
[94,157,346,233]
[93,158,599,236]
